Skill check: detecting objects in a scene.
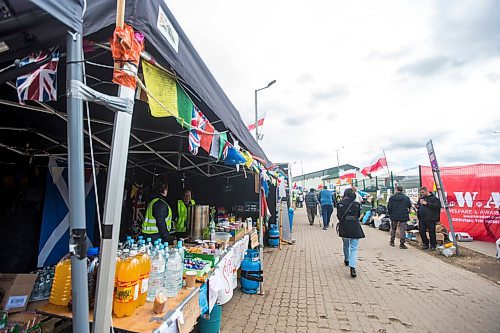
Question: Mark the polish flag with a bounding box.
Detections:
[339,169,357,180]
[247,113,265,131]
[361,155,388,176]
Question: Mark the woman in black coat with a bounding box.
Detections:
[336,188,365,277]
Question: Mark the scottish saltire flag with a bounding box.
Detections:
[16,51,59,103]
[38,158,96,267]
[188,107,207,155]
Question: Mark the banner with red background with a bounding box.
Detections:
[420,164,500,242]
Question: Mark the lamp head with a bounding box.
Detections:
[267,80,276,87]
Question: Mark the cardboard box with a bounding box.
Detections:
[0,274,38,313]
[415,232,445,244]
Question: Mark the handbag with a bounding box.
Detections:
[337,201,365,239]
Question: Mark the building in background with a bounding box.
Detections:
[292,164,358,190]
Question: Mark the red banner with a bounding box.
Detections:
[420,164,500,242]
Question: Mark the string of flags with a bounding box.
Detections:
[10,37,284,192]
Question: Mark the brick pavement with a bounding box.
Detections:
[220,208,500,333]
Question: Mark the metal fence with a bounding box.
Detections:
[352,167,421,207]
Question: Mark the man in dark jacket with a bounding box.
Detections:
[388,186,412,249]
[416,186,442,250]
[305,188,320,225]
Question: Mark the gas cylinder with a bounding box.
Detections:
[268,224,279,248]
[240,249,262,294]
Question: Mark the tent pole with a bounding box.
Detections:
[258,177,264,295]
[66,31,90,333]
[93,0,137,331]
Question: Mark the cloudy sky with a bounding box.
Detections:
[167,0,500,176]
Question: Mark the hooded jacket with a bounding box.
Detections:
[416,193,441,223]
[387,192,412,222]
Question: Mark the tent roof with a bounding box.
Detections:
[1,0,270,167]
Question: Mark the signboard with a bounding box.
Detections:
[420,164,500,242]
[425,140,458,252]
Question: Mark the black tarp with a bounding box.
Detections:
[4,0,269,165]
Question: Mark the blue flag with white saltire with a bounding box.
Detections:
[37,158,96,267]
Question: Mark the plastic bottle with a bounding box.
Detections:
[137,242,151,307]
[113,249,140,317]
[146,244,165,302]
[177,240,185,262]
[49,255,72,306]
[164,248,183,297]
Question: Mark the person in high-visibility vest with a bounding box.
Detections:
[175,189,195,239]
[141,179,174,243]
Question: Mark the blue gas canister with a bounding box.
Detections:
[240,249,262,294]
[268,224,280,247]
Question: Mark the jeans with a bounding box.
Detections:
[306,206,317,224]
[342,238,359,268]
[321,205,333,228]
[390,221,407,245]
[419,220,437,248]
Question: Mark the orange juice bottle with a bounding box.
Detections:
[113,249,140,317]
[49,256,72,306]
[137,241,151,307]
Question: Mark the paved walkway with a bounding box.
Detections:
[221,208,500,333]
[460,239,498,258]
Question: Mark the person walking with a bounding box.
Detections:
[416,186,442,250]
[305,188,320,225]
[319,186,334,230]
[336,188,364,278]
[388,186,412,249]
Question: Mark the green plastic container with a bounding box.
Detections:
[199,304,222,333]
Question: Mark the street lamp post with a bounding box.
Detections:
[254,80,275,295]
[334,146,344,173]
[254,80,276,142]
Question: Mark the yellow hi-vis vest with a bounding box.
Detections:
[142,198,172,234]
[175,199,195,232]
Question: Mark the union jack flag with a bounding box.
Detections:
[16,51,59,103]
[188,106,207,155]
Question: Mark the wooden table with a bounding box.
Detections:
[37,283,201,333]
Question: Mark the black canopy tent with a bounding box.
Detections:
[0,1,273,332]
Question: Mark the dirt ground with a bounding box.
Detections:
[408,240,500,284]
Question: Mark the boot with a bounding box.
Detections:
[350,267,357,278]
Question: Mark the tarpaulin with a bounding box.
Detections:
[12,0,270,165]
[420,164,500,242]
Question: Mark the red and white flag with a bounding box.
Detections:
[361,154,388,176]
[339,169,357,180]
[247,113,265,131]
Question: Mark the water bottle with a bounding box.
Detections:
[177,240,184,262]
[146,244,165,302]
[164,248,183,297]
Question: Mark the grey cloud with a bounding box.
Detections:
[433,0,500,62]
[385,131,451,151]
[310,85,349,104]
[397,56,464,77]
[284,117,302,126]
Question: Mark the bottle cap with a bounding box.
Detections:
[147,237,152,242]
[126,236,132,240]
[138,236,143,240]
[163,242,169,248]
[177,240,183,248]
